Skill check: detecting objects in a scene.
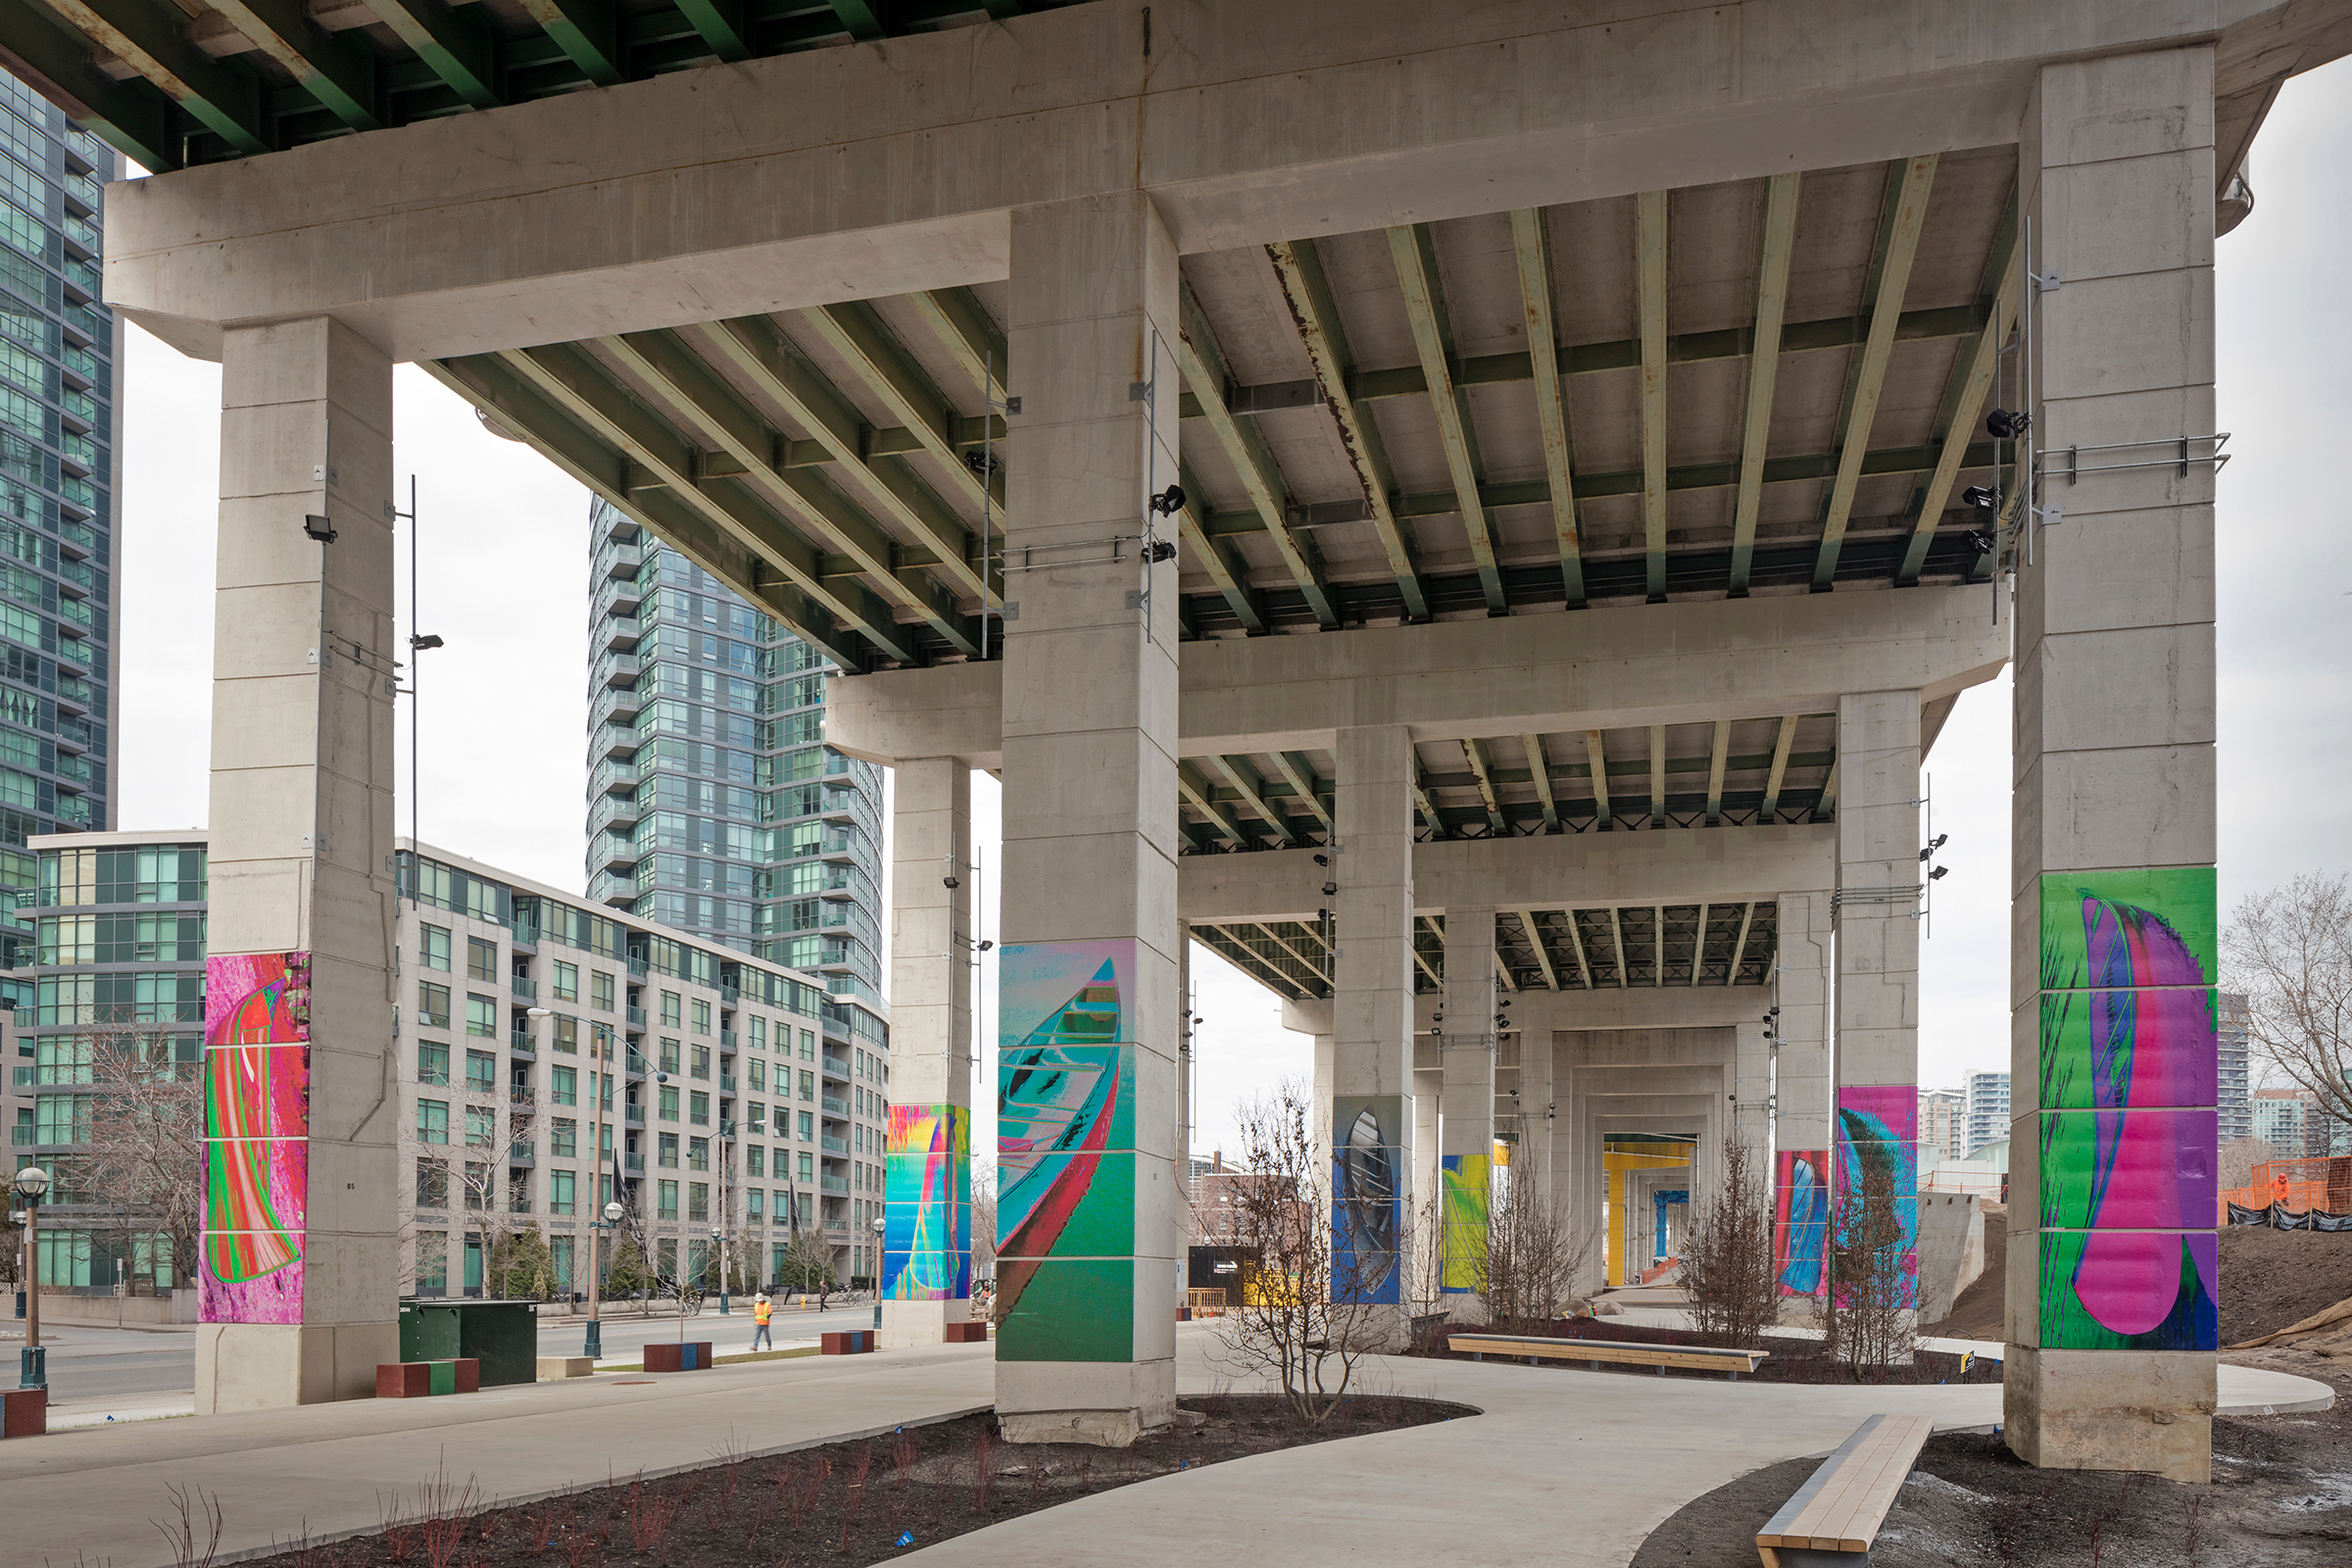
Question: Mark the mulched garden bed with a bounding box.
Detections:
[236,1395,1476,1568]
[1633,1358,2352,1568]
[1407,1314,2003,1386]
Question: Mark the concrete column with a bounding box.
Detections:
[1174,923,1192,1316]
[994,191,1183,1446]
[2007,46,2219,1483]
[880,759,972,1347]
[1833,692,1922,1341]
[1329,725,1416,1332]
[1774,890,1835,1302]
[1440,907,1496,1313]
[1412,1066,1442,1305]
[194,318,399,1412]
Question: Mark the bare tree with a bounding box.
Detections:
[1213,1079,1390,1427]
[1467,1160,1589,1335]
[78,1028,203,1291]
[969,1157,998,1289]
[2225,872,2352,1135]
[1681,1135,1779,1349]
[448,1099,543,1297]
[1815,1154,1916,1377]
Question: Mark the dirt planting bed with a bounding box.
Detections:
[231,1395,1476,1568]
[1409,1314,2003,1387]
[1634,1356,2351,1567]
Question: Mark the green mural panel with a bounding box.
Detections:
[994,1258,1134,1362]
[2037,868,2216,992]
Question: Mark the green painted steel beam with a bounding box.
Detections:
[603,329,978,656]
[499,340,924,666]
[428,355,872,672]
[800,302,995,515]
[1176,458,1265,635]
[1390,221,1502,613]
[829,0,886,39]
[906,286,1005,403]
[39,0,267,154]
[208,0,380,130]
[1264,752,1332,832]
[367,0,501,110]
[1174,277,1340,630]
[1178,762,1251,846]
[1897,207,2019,586]
[1264,236,1428,620]
[1208,755,1298,846]
[1729,172,1801,596]
[672,0,750,60]
[1510,208,1584,610]
[0,0,176,169]
[517,0,624,86]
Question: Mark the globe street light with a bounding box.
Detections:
[14,1164,51,1391]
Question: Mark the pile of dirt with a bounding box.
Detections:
[236,1396,1476,1568]
[1633,1362,2352,1568]
[1410,1315,2000,1387]
[1926,1206,2008,1341]
[2222,1224,2352,1344]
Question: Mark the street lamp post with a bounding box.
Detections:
[587,1200,622,1361]
[870,1213,884,1333]
[710,1224,726,1316]
[15,1164,51,1391]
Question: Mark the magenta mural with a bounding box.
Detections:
[201,953,312,1324]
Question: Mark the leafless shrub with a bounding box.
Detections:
[1682,1135,1780,1349]
[2226,872,2352,1142]
[1814,1152,1916,1378]
[621,1474,680,1554]
[1211,1079,1391,1427]
[1466,1159,1589,1334]
[152,1485,224,1568]
[412,1469,482,1568]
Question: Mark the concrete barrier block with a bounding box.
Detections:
[645,1341,713,1372]
[538,1356,594,1380]
[2,1387,45,1438]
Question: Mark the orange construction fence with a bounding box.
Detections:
[2220,1155,2352,1221]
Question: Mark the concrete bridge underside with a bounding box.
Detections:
[70,0,2327,1480]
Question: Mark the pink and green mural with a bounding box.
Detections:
[1834,1087,1918,1309]
[2035,868,2218,1350]
[1774,1148,1829,1297]
[1332,1094,1406,1305]
[881,1103,971,1302]
[201,952,311,1325]
[996,940,1138,1362]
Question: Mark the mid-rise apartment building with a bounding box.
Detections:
[1919,1087,1963,1162]
[1962,1070,2011,1159]
[0,74,124,971]
[6,832,892,1296]
[2252,1087,2327,1159]
[582,500,885,1003]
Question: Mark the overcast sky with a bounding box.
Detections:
[114,60,2352,1160]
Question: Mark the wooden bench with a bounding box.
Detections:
[1447,1333,1769,1380]
[1755,1413,1935,1566]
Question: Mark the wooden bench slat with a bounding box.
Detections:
[1446,1334,1768,1371]
[1758,1414,1935,1551]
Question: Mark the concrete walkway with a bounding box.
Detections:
[0,1325,2327,1568]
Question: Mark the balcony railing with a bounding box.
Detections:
[625,1105,646,1125]
[821,1097,850,1117]
[624,1154,645,1173]
[511,975,538,1001]
[718,1074,736,1094]
[818,1176,849,1195]
[820,1136,849,1155]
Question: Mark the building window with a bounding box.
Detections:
[691,999,710,1034]
[658,1181,679,1221]
[551,1065,578,1105]
[466,1105,495,1148]
[416,1158,449,1208]
[660,1038,681,1074]
[466,995,497,1038]
[418,981,451,1030]
[551,1015,579,1054]
[688,1182,709,1223]
[552,1118,578,1157]
[467,937,499,982]
[798,1111,812,1141]
[416,1233,448,1294]
[420,925,452,972]
[798,1152,812,1181]
[691,1044,710,1081]
[690,1091,710,1127]
[748,1059,765,1093]
[417,1040,450,1087]
[748,1145,764,1177]
[465,1050,496,1093]
[592,971,615,1011]
[748,1188,764,1219]
[749,1102,765,1134]
[417,1100,449,1145]
[661,991,681,1027]
[688,1136,709,1171]
[749,1017,765,1050]
[659,1132,680,1168]
[553,960,579,1003]
[659,1086,679,1122]
[801,1029,815,1058]
[800,1070,814,1101]
[550,1169,575,1216]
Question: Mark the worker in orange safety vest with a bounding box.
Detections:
[751,1294,774,1351]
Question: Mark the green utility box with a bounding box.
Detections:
[397,1299,538,1388]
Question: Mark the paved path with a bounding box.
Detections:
[0,1325,2327,1568]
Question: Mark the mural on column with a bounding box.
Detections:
[1331,1094,1405,1305]
[2036,868,2219,1350]
[1439,1152,1489,1295]
[200,953,312,1324]
[1774,1150,1829,1296]
[882,1103,971,1302]
[996,940,1138,1362]
[1834,1087,1919,1309]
